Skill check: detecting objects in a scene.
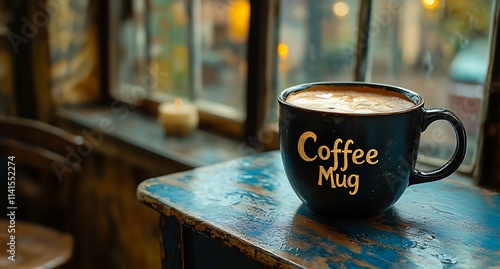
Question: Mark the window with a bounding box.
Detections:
[273,0,496,174]
[112,0,249,127]
[109,0,500,184]
[270,0,360,123]
[368,0,494,173]
[276,0,359,88]
[195,0,250,117]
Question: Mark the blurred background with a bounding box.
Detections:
[112,0,494,170]
[0,0,499,268]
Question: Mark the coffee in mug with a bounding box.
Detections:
[286,85,415,114]
[278,82,466,219]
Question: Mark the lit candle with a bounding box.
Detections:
[158,98,199,136]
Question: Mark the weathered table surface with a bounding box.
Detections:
[137,151,500,268]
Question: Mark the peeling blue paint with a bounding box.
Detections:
[138,151,500,268]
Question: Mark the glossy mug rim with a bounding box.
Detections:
[278,81,425,116]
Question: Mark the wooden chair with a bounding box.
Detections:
[0,116,85,268]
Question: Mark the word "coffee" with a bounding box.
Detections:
[297,131,379,195]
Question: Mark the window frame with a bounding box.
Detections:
[478,0,500,189]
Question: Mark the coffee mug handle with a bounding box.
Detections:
[410,108,467,185]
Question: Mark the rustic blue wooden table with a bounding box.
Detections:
[137,151,499,268]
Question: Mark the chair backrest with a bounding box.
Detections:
[0,116,85,230]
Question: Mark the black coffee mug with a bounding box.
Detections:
[278,82,467,219]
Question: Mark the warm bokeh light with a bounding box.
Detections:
[332,2,349,17]
[229,0,250,43]
[277,43,289,59]
[421,0,439,10]
[174,98,183,108]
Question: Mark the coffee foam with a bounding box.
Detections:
[286,86,415,114]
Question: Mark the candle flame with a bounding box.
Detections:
[174,98,183,108]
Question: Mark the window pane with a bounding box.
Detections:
[117,0,149,95]
[196,0,250,117]
[113,0,248,124]
[150,0,190,98]
[369,0,495,171]
[271,0,361,122]
[114,0,190,102]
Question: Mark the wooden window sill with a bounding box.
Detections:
[55,105,249,173]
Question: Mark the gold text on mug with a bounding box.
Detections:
[297,131,380,195]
